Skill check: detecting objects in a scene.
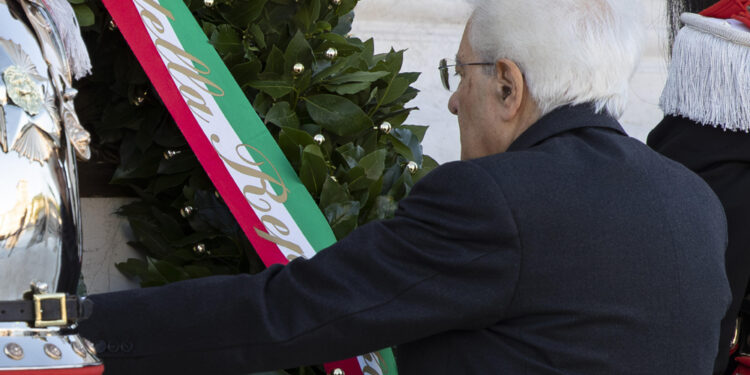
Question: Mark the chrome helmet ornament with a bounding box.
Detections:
[0,0,100,372]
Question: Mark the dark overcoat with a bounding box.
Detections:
[79,104,731,375]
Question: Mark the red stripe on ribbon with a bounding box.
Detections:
[324,359,364,374]
[102,0,287,267]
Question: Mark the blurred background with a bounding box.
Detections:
[350,0,671,163]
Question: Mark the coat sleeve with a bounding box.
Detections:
[78,161,523,375]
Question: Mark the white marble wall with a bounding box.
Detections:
[81,198,141,293]
[80,0,673,293]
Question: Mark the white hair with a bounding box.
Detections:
[468,0,645,117]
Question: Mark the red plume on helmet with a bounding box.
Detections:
[700,0,750,28]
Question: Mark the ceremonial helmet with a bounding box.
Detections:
[0,0,100,371]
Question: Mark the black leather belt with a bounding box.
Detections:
[0,294,93,327]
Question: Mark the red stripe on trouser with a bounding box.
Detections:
[734,356,750,375]
[0,365,104,374]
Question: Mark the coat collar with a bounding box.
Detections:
[507,103,627,152]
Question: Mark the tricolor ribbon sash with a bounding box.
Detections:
[101,1,397,374]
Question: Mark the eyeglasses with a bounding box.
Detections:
[438,58,495,92]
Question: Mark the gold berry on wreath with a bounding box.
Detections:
[293,63,305,75]
[193,243,207,255]
[180,206,194,218]
[204,0,215,7]
[379,122,393,134]
[163,150,182,160]
[314,134,326,145]
[407,161,419,174]
[325,47,338,60]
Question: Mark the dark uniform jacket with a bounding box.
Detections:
[649,116,750,374]
[79,104,731,375]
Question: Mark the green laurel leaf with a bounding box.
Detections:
[218,0,267,28]
[72,4,95,27]
[284,30,314,72]
[359,148,387,181]
[304,94,373,136]
[265,102,300,129]
[299,144,328,196]
[246,79,295,100]
[325,201,361,239]
[326,71,390,85]
[322,81,371,95]
[210,25,243,56]
[320,178,352,209]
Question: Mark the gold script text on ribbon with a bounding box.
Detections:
[211,135,305,261]
[135,0,224,125]
[361,352,386,375]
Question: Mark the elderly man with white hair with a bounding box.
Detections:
[79,0,730,374]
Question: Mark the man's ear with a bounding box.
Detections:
[494,59,525,121]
